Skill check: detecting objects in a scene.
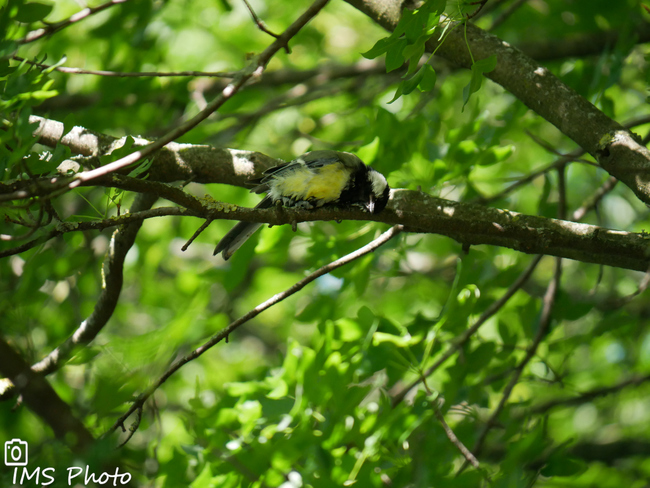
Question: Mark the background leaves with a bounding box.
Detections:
[1,0,650,487]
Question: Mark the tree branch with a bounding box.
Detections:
[526,373,650,416]
[0,337,95,451]
[517,22,650,62]
[18,0,128,44]
[108,225,403,439]
[0,205,190,259]
[344,0,650,205]
[471,256,562,459]
[19,0,330,201]
[391,254,543,407]
[4,181,650,271]
[0,193,158,400]
[13,55,237,78]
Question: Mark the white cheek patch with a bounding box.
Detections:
[368,170,388,196]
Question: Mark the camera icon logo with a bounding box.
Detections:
[4,439,28,467]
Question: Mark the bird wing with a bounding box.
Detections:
[251,152,344,194]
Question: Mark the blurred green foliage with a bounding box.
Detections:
[2,0,650,487]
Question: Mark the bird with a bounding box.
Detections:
[214,150,391,260]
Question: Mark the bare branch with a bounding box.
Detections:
[344,0,650,205]
[526,373,650,416]
[19,0,129,44]
[476,114,650,206]
[488,0,528,30]
[0,194,158,401]
[0,337,95,451]
[518,22,650,62]
[433,400,480,469]
[572,176,617,221]
[470,256,562,459]
[19,0,330,201]
[391,254,543,406]
[242,0,284,45]
[12,55,238,78]
[0,206,190,259]
[108,225,403,439]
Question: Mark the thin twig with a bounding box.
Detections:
[108,225,403,440]
[0,206,191,260]
[474,147,584,205]
[572,176,617,221]
[488,0,528,30]
[391,254,543,407]
[117,405,143,448]
[18,0,129,44]
[465,0,488,20]
[557,162,566,221]
[421,378,480,470]
[525,373,650,416]
[5,0,330,203]
[182,219,212,251]
[469,256,562,461]
[242,0,287,50]
[476,114,650,206]
[12,55,237,78]
[473,0,508,20]
[433,402,480,469]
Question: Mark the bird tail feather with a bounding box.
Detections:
[213,196,272,260]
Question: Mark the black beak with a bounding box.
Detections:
[367,194,375,213]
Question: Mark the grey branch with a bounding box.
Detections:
[0,194,157,400]
[11,116,650,272]
[28,114,278,188]
[344,0,650,205]
[109,225,403,439]
[0,338,94,451]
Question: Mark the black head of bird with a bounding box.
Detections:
[214,150,390,260]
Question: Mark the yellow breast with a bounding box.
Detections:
[273,162,351,203]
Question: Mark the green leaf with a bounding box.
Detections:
[476,144,514,166]
[401,65,428,96]
[99,136,135,165]
[128,158,152,178]
[356,136,380,164]
[462,54,497,111]
[403,38,426,75]
[15,2,53,23]
[362,36,403,60]
[418,64,436,91]
[541,455,586,477]
[385,38,407,72]
[0,59,14,77]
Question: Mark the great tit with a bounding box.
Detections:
[214,150,390,260]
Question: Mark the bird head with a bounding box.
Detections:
[366,168,390,214]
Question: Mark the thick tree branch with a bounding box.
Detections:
[344,0,650,205]
[18,0,330,201]
[4,178,650,271]
[0,338,95,451]
[27,113,277,189]
[0,193,157,400]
